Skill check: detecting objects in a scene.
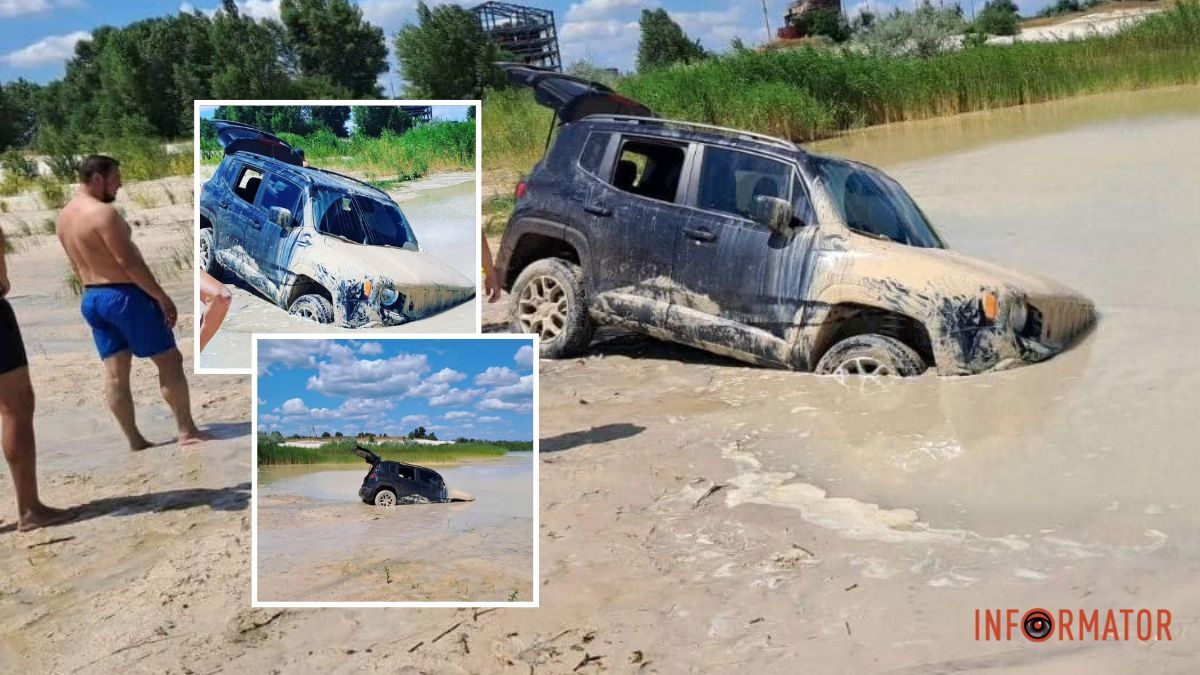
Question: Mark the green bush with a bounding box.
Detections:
[37,178,68,209]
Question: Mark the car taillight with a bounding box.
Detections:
[368,471,377,481]
[515,182,528,199]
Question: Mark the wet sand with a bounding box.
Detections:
[198,172,478,371]
[255,453,533,603]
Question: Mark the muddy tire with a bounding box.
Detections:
[198,228,220,275]
[815,334,927,377]
[289,294,335,324]
[509,258,594,359]
[373,489,397,507]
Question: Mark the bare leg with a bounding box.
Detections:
[150,348,211,446]
[103,350,152,450]
[0,367,73,531]
[198,270,230,352]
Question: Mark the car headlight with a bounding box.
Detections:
[380,286,399,306]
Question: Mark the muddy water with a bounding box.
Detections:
[199,173,478,371]
[255,453,533,602]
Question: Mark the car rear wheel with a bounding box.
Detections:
[510,258,594,359]
[289,294,335,323]
[815,334,926,377]
[373,489,397,507]
[198,228,220,275]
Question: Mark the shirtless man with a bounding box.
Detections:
[57,155,212,449]
[0,228,74,531]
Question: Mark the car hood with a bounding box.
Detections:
[319,236,474,291]
[498,62,653,123]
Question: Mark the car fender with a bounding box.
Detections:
[498,216,593,289]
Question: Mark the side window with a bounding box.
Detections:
[233,166,264,205]
[609,138,686,203]
[259,175,302,215]
[394,465,415,480]
[578,132,610,174]
[696,147,791,221]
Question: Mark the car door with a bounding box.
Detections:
[582,134,695,328]
[219,162,276,296]
[253,173,306,296]
[668,144,819,366]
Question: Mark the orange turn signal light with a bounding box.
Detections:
[982,292,998,321]
[363,280,373,297]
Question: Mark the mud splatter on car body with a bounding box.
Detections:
[493,65,1094,375]
[198,120,474,328]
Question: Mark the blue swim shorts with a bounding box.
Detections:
[80,284,176,359]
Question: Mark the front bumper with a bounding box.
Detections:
[941,296,1096,374]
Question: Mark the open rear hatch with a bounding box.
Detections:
[353,444,381,465]
[497,63,654,123]
[209,120,304,166]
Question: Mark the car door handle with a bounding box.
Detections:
[683,227,716,242]
[584,203,611,217]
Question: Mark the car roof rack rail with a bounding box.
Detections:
[588,115,800,152]
[311,166,390,198]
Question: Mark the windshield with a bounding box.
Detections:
[810,157,944,248]
[312,188,419,250]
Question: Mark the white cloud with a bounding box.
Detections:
[260,414,281,424]
[257,397,266,405]
[477,398,534,413]
[444,411,474,420]
[258,339,355,375]
[238,0,279,20]
[475,366,519,386]
[0,0,50,18]
[407,381,450,398]
[488,374,534,400]
[357,341,384,356]
[306,352,428,397]
[401,414,431,426]
[477,416,502,423]
[428,388,483,407]
[426,367,466,384]
[565,0,645,23]
[359,0,417,29]
[1,31,89,67]
[281,398,309,415]
[514,345,534,369]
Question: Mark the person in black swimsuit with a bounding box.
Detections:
[0,227,72,531]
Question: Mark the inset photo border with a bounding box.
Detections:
[193,100,483,375]
[251,333,538,608]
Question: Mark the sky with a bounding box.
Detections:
[0,0,1061,86]
[256,338,535,440]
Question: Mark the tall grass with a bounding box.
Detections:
[258,438,512,465]
[485,2,1200,173]
[208,121,477,182]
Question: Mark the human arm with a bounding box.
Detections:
[481,231,501,303]
[95,208,177,327]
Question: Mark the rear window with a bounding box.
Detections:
[233,166,263,205]
[578,132,609,174]
[259,175,302,215]
[610,138,686,204]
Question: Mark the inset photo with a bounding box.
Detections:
[252,335,537,607]
[195,101,480,373]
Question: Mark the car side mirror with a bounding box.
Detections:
[269,206,294,228]
[750,195,795,235]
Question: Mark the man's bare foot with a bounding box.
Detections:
[18,504,76,532]
[179,428,216,447]
[129,436,153,451]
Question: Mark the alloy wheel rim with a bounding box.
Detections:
[517,275,568,340]
[377,491,395,506]
[833,356,894,376]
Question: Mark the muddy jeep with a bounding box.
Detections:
[198,120,474,328]
[353,445,473,506]
[493,65,1095,376]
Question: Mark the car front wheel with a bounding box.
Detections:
[815,334,927,377]
[509,258,594,359]
[288,294,335,323]
[373,489,397,507]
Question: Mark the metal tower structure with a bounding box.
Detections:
[472,2,561,72]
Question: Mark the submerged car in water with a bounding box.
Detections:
[493,64,1096,376]
[198,120,474,328]
[353,445,473,506]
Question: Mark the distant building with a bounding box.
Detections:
[472,1,562,72]
[781,0,844,38]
